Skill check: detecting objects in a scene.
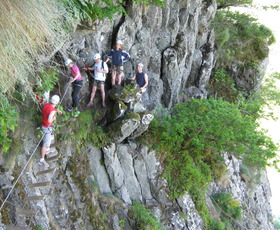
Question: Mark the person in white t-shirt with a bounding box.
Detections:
[87,53,109,108]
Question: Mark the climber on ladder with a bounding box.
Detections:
[38,95,62,168]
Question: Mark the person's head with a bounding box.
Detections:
[115,40,123,50]
[50,95,60,105]
[137,63,144,72]
[93,53,101,62]
[65,59,73,68]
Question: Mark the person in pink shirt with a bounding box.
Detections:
[65,59,83,114]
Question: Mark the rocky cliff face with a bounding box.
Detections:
[0,0,276,229]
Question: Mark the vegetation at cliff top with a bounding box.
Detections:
[212,10,275,70]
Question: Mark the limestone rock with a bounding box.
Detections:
[107,112,141,143]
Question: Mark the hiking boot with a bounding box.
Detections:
[86,101,94,107]
[66,108,73,112]
[38,159,49,168]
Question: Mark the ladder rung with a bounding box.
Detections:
[36,167,56,176]
[24,195,45,201]
[30,181,52,187]
[45,154,61,162]
[59,128,72,134]
[50,141,66,148]
[6,225,31,230]
[16,209,38,216]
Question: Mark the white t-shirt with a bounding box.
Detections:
[94,61,108,81]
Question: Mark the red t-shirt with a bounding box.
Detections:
[42,103,56,127]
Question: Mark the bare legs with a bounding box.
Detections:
[111,72,122,85]
[88,85,105,107]
[41,146,48,159]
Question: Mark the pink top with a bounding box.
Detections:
[71,65,82,80]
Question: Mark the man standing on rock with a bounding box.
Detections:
[38,95,62,168]
[87,53,109,108]
[131,63,148,93]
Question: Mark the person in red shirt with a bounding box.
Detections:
[39,95,62,167]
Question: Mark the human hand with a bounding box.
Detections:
[56,110,62,115]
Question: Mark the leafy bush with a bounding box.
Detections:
[58,110,110,150]
[129,200,164,230]
[61,0,125,21]
[149,98,277,166]
[212,193,242,219]
[143,97,278,226]
[37,68,59,93]
[208,69,239,102]
[212,11,275,69]
[0,95,19,152]
[164,150,211,198]
[209,219,225,230]
[61,0,165,21]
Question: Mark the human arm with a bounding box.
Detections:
[47,109,62,124]
[48,111,57,123]
[70,65,82,82]
[106,50,114,63]
[121,50,130,63]
[131,74,136,80]
[96,62,109,74]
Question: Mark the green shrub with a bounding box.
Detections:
[212,11,274,69]
[209,218,225,230]
[208,69,239,102]
[56,109,110,151]
[129,200,164,230]
[61,0,165,21]
[143,97,278,227]
[164,150,211,198]
[37,68,59,93]
[0,95,18,152]
[148,98,277,166]
[212,193,242,219]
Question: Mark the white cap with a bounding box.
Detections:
[64,59,72,66]
[93,53,101,60]
[50,95,60,104]
[138,63,144,67]
[116,40,123,45]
